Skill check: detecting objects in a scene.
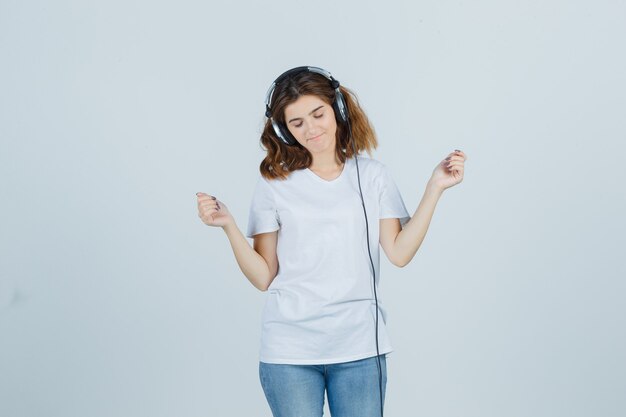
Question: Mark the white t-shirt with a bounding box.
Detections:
[246,156,410,365]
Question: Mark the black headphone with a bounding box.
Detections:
[264,66,349,146]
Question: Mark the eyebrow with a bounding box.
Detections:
[287,105,325,124]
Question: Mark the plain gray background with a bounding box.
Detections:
[1,0,625,416]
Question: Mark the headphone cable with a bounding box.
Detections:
[349,122,384,417]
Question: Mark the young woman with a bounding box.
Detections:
[196,66,467,417]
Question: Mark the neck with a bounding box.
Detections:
[310,151,344,171]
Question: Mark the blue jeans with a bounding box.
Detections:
[259,355,387,417]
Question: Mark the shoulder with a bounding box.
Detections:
[355,155,383,168]
[251,175,278,198]
[253,175,272,189]
[354,156,389,176]
[255,169,303,191]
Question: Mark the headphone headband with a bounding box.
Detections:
[264,66,340,117]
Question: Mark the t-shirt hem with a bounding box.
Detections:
[259,348,393,365]
[246,225,280,239]
[380,214,411,227]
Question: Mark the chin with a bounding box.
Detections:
[308,143,333,155]
[310,135,334,147]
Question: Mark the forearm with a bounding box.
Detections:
[393,182,444,267]
[222,222,272,291]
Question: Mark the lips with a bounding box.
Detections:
[307,134,322,141]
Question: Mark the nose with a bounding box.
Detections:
[304,118,322,136]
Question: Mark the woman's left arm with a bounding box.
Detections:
[380,150,467,267]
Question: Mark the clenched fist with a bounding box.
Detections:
[196,192,234,228]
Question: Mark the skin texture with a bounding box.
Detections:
[196,94,467,289]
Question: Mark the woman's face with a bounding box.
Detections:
[283,94,337,155]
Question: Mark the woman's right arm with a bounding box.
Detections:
[223,226,278,291]
[197,192,278,291]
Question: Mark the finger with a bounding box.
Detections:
[200,207,219,220]
[197,195,218,203]
[447,165,464,172]
[196,192,217,200]
[199,199,217,206]
[198,208,217,220]
[198,197,215,205]
[200,202,219,211]
[444,153,466,162]
[453,149,467,160]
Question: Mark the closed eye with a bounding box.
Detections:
[293,113,323,128]
[287,105,326,126]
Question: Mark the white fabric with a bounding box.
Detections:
[246,156,410,365]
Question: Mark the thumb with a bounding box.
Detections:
[196,192,217,200]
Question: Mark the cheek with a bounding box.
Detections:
[325,118,338,134]
[287,126,307,144]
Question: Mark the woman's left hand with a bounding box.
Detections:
[428,149,467,192]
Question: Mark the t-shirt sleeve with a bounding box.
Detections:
[378,164,411,227]
[246,176,280,238]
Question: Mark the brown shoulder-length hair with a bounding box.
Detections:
[259,70,378,180]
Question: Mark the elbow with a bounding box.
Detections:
[392,247,420,268]
[255,271,277,292]
[393,256,410,268]
[255,278,271,292]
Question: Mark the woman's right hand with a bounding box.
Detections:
[196,192,234,228]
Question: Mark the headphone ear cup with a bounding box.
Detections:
[333,89,349,123]
[271,118,298,146]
